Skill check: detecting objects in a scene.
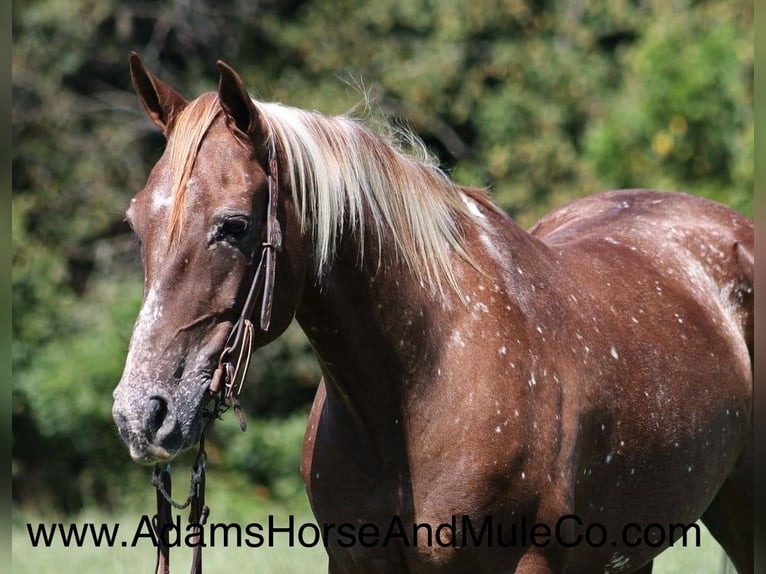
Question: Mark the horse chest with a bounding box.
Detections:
[303,385,551,524]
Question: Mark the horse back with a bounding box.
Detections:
[531,189,753,364]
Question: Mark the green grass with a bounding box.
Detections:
[13,498,732,573]
[653,522,734,574]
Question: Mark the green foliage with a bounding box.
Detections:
[12,276,144,512]
[17,278,140,449]
[12,197,76,367]
[12,0,752,514]
[215,412,310,501]
[584,2,753,216]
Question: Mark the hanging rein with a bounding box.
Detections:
[150,157,281,574]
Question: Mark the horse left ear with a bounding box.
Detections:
[217,60,264,143]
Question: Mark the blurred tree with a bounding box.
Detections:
[12,0,752,512]
[584,2,752,215]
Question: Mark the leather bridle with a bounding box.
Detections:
[151,156,281,574]
[210,155,282,405]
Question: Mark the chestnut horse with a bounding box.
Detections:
[112,54,753,573]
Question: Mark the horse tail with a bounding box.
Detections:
[732,241,754,370]
[711,240,754,574]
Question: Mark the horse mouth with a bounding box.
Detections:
[129,443,177,465]
[121,419,204,465]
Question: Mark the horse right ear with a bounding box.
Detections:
[216,60,265,143]
[129,52,188,136]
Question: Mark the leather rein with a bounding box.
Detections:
[151,157,281,574]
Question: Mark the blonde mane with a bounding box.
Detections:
[166,93,484,295]
[166,94,222,242]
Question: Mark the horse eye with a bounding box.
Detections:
[215,215,251,242]
[224,216,249,235]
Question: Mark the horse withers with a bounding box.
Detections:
[112,54,753,573]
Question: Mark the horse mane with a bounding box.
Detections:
[166,94,222,243]
[167,93,485,295]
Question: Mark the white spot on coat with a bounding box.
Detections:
[461,195,486,220]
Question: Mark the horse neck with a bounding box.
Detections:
[295,229,454,451]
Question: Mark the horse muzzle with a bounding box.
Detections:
[112,387,195,464]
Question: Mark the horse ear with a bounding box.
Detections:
[129,52,188,136]
[216,60,264,142]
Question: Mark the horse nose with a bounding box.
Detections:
[143,394,181,447]
[112,406,131,443]
[112,389,183,461]
[144,395,169,433]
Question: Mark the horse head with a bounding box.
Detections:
[112,54,306,463]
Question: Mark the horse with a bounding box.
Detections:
[112,53,753,573]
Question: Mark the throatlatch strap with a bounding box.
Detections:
[260,157,282,331]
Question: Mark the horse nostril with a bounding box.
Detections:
[144,395,169,435]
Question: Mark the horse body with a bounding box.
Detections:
[112,55,752,573]
[299,189,752,573]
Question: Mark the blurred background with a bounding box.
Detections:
[12,0,751,571]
